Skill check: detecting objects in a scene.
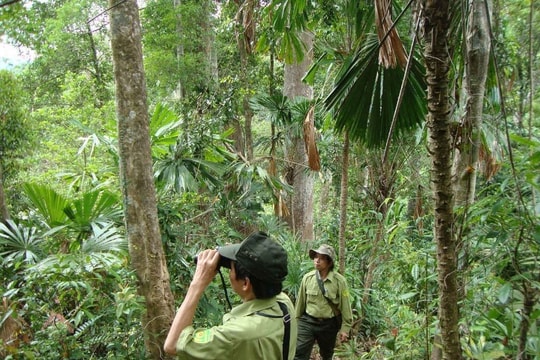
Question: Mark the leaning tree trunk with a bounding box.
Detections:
[422,1,463,359]
[283,31,315,242]
[109,1,175,358]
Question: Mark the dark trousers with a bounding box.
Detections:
[294,314,340,360]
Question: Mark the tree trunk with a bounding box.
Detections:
[422,1,463,359]
[517,281,536,360]
[338,132,349,273]
[282,31,315,241]
[452,0,491,206]
[174,0,184,100]
[0,165,10,222]
[234,0,258,160]
[109,1,175,358]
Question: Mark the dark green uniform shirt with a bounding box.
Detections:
[176,292,297,359]
[295,270,353,334]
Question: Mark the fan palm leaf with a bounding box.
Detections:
[0,219,44,265]
[154,157,226,193]
[63,190,123,239]
[260,0,312,64]
[23,182,69,227]
[325,34,426,147]
[82,223,127,254]
[149,102,182,158]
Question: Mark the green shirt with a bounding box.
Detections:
[295,269,353,333]
[176,292,297,360]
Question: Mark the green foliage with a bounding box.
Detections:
[22,183,123,250]
[0,70,28,178]
[1,0,539,358]
[0,219,43,268]
[142,0,217,99]
[325,34,427,146]
[259,0,313,64]
[0,213,143,359]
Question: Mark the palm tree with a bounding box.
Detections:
[421,0,462,358]
[321,0,463,357]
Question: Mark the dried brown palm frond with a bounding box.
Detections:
[303,106,321,171]
[375,0,408,69]
[479,146,502,181]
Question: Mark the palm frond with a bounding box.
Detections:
[149,103,182,158]
[261,0,311,63]
[154,157,225,193]
[0,219,44,265]
[23,182,69,227]
[325,34,426,147]
[249,93,293,127]
[64,190,122,228]
[83,223,127,254]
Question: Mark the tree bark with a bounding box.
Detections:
[422,1,463,359]
[338,132,349,273]
[517,282,536,360]
[234,0,258,160]
[173,0,185,100]
[452,0,491,206]
[109,1,175,358]
[282,31,315,241]
[0,165,10,222]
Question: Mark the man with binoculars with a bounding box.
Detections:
[164,231,297,359]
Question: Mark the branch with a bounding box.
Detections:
[0,0,22,9]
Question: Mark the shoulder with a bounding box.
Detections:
[303,270,317,279]
[277,292,294,308]
[330,270,348,284]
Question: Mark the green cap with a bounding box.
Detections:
[218,231,288,283]
[309,244,336,262]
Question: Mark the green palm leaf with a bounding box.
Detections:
[325,34,427,147]
[149,103,182,158]
[23,182,69,227]
[82,223,127,254]
[154,157,225,193]
[0,219,44,265]
[63,190,123,236]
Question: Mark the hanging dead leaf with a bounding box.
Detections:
[303,106,321,171]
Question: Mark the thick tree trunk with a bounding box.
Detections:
[422,1,463,359]
[109,1,175,358]
[452,0,491,206]
[283,31,315,241]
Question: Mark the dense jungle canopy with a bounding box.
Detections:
[0,0,539,359]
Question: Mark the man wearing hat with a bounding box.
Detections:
[164,231,297,359]
[294,244,353,360]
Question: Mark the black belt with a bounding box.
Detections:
[304,313,338,323]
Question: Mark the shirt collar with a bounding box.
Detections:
[227,296,278,318]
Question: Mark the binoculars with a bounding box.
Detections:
[194,250,231,269]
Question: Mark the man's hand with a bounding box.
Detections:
[191,249,220,288]
[164,248,220,355]
[338,331,349,342]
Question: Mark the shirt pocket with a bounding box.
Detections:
[324,282,339,301]
[306,288,320,298]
